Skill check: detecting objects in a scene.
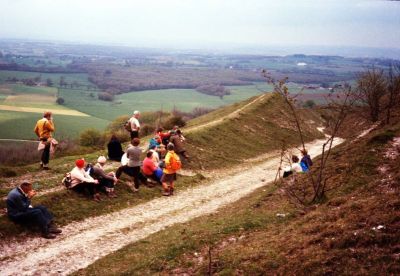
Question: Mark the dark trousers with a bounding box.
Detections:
[130,130,139,139]
[41,140,50,165]
[116,165,147,189]
[99,178,114,188]
[72,182,97,197]
[9,205,53,234]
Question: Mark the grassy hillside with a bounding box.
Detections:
[0,92,324,239]
[75,114,400,275]
[184,92,324,170]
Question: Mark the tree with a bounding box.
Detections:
[384,65,400,124]
[356,69,386,122]
[303,100,316,109]
[98,92,114,102]
[56,97,65,105]
[264,70,357,206]
[46,78,54,87]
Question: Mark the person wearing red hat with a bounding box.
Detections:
[69,159,101,202]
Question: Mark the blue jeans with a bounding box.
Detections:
[9,205,53,234]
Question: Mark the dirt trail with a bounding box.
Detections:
[0,136,344,276]
[185,93,270,133]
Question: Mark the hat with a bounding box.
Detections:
[133,110,140,115]
[97,156,107,164]
[75,159,85,168]
[167,143,174,151]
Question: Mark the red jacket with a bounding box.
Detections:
[142,157,157,176]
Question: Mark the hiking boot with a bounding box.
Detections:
[49,226,62,234]
[93,193,102,202]
[42,166,50,170]
[169,187,174,196]
[130,186,139,193]
[42,232,57,239]
[162,191,170,196]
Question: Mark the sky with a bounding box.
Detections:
[0,0,399,51]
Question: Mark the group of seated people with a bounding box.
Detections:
[282,149,313,177]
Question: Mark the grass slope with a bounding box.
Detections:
[76,117,400,275]
[0,92,324,241]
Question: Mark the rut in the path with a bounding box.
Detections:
[0,137,344,276]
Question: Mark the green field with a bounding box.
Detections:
[0,110,109,139]
[0,70,93,86]
[0,69,334,140]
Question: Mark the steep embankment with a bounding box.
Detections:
[0,92,328,275]
[0,137,344,276]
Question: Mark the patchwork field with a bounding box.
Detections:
[0,69,333,140]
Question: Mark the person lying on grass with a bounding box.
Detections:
[6,181,62,239]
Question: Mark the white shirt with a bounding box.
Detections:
[70,166,96,187]
[129,117,140,131]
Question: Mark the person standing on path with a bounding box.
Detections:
[161,143,181,196]
[128,110,141,139]
[34,111,55,170]
[6,181,62,239]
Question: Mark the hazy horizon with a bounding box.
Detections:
[0,0,399,57]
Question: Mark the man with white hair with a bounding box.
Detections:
[128,110,141,139]
[92,156,118,198]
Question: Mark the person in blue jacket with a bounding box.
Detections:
[6,181,61,239]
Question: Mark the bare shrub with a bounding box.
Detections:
[98,92,114,102]
[264,70,356,206]
[0,141,39,166]
[79,128,104,147]
[356,69,386,122]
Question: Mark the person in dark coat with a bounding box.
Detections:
[107,135,124,161]
[6,181,62,239]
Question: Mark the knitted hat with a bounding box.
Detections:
[97,156,107,164]
[75,159,85,168]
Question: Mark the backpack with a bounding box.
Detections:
[169,153,182,171]
[300,161,309,172]
[124,120,131,132]
[85,163,94,177]
[62,172,72,188]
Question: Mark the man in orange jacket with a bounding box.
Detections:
[34,111,55,170]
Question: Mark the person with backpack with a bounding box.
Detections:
[282,155,303,178]
[116,138,148,192]
[161,143,181,196]
[92,156,118,198]
[169,129,189,163]
[34,111,55,170]
[69,159,101,202]
[6,180,62,239]
[126,110,141,139]
[300,149,313,171]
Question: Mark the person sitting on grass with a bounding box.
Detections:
[6,181,62,239]
[300,149,313,171]
[107,134,124,162]
[92,156,118,198]
[282,155,303,178]
[142,151,163,185]
[161,143,182,196]
[116,138,148,192]
[69,159,101,202]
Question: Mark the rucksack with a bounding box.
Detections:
[124,120,131,132]
[85,163,94,176]
[169,153,182,171]
[300,161,309,172]
[62,172,72,188]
